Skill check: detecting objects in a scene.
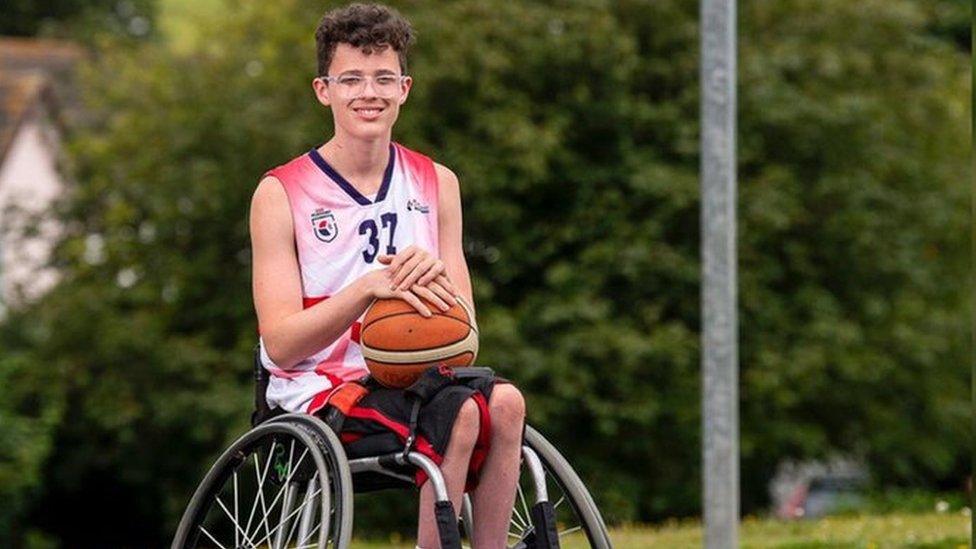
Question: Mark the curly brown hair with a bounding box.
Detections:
[315,3,415,77]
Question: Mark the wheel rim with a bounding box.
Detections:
[187,429,341,549]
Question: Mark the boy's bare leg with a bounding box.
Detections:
[416,399,480,548]
[469,384,527,549]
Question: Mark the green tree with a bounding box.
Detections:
[0,0,156,41]
[736,0,970,508]
[921,0,970,51]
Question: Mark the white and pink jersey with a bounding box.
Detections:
[258,142,441,413]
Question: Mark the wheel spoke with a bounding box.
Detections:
[233,472,239,548]
[516,482,532,529]
[508,504,530,542]
[198,525,228,549]
[558,525,582,537]
[244,440,279,542]
[215,494,255,547]
[253,453,276,545]
[265,448,308,532]
[284,480,315,548]
[284,493,302,547]
[251,441,303,544]
[248,485,323,549]
[276,482,299,549]
[293,475,322,547]
[552,494,565,510]
[509,501,528,532]
[298,520,323,547]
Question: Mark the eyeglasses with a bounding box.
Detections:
[318,73,408,99]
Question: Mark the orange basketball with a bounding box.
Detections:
[360,295,479,388]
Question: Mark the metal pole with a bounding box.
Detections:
[700,0,738,547]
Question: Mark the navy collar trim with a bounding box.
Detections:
[307,144,396,206]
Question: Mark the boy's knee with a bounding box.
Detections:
[489,384,526,438]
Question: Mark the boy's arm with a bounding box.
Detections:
[434,163,475,314]
[250,176,431,369]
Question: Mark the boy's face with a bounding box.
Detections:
[313,43,412,142]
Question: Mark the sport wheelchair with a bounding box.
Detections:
[171,350,611,548]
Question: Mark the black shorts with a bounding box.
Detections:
[312,375,511,492]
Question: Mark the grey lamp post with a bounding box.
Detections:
[700,0,739,547]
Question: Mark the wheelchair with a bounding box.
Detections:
[171,349,611,549]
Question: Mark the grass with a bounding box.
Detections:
[351,511,970,548]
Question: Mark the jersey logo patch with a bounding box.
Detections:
[407,198,430,214]
[311,209,338,242]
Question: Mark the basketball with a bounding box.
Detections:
[360,295,479,388]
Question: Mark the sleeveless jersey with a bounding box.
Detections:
[258,142,441,413]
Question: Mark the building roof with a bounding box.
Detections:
[0,37,85,74]
[0,37,86,164]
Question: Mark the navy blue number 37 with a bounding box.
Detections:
[359,212,398,263]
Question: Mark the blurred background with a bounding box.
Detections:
[0,0,970,546]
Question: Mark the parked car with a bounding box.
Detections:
[778,473,866,519]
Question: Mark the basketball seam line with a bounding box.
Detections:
[361,330,479,364]
[360,313,475,351]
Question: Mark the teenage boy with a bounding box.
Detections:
[249,4,525,547]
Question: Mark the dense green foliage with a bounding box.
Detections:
[736,0,970,507]
[0,0,155,40]
[0,0,968,545]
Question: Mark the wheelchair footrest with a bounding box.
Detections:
[529,501,560,549]
[435,500,462,549]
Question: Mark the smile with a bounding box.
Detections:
[353,107,385,118]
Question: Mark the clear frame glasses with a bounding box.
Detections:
[318,73,408,99]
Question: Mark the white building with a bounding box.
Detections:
[0,37,85,312]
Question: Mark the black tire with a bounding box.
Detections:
[171,419,354,549]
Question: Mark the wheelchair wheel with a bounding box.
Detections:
[171,419,353,549]
[461,425,611,548]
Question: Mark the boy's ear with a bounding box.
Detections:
[398,75,413,105]
[313,77,331,107]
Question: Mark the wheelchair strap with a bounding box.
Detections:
[405,364,457,403]
[320,379,370,433]
[453,366,495,380]
[401,396,423,461]
[401,365,462,460]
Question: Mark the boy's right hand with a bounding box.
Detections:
[359,269,455,318]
